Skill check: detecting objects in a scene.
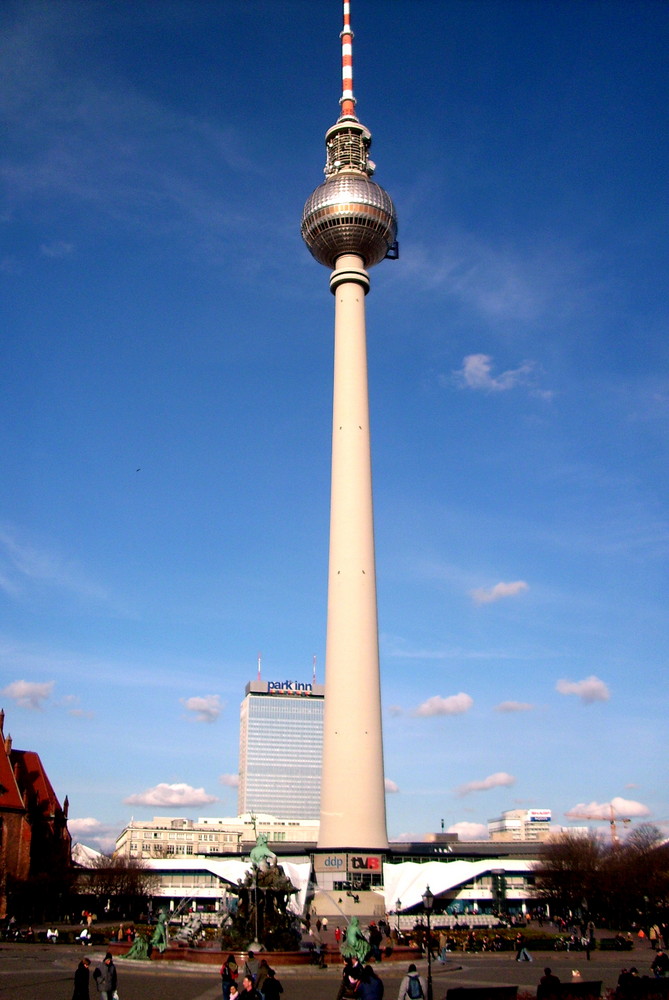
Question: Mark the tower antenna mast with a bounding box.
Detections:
[340,1,356,119]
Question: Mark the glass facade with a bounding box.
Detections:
[238,683,324,820]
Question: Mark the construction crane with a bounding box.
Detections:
[574,803,631,845]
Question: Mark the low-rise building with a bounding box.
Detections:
[115,813,319,860]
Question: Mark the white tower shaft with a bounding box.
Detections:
[302,0,397,856]
[318,254,388,850]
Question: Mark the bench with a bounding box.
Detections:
[617,980,669,1000]
[556,982,602,1000]
[446,987,518,1000]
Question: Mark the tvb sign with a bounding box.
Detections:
[349,855,381,871]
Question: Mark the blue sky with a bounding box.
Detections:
[1,0,667,853]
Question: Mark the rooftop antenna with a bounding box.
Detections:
[312,654,317,684]
[257,652,262,682]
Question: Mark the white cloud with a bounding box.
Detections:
[456,354,537,392]
[414,693,474,717]
[495,701,535,713]
[447,821,489,841]
[400,235,552,323]
[385,778,400,793]
[59,693,94,718]
[124,783,218,807]
[456,771,516,796]
[0,525,107,603]
[0,572,21,597]
[565,796,651,821]
[471,580,529,605]
[68,817,119,854]
[556,675,610,703]
[68,817,104,836]
[219,773,239,788]
[1,678,54,709]
[181,694,222,723]
[39,240,74,258]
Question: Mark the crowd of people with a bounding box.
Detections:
[4,909,668,1000]
[220,950,285,1000]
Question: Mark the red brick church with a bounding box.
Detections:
[0,709,71,919]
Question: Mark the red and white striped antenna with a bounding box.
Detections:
[312,654,317,684]
[257,652,262,682]
[340,1,357,119]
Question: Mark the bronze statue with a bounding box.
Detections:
[173,914,204,946]
[249,833,278,870]
[126,932,150,961]
[150,908,169,953]
[341,916,369,963]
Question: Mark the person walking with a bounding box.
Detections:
[255,959,273,996]
[397,963,426,1000]
[72,956,91,1000]
[515,933,533,962]
[244,951,260,983]
[337,958,364,1000]
[261,969,283,1000]
[651,950,669,978]
[238,974,261,1000]
[92,953,117,1000]
[359,964,384,1000]
[221,953,239,1000]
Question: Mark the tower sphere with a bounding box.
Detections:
[301,172,397,270]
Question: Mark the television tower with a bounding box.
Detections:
[302,1,397,851]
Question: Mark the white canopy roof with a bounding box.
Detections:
[382,858,534,911]
[145,857,311,916]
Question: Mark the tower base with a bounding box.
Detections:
[311,886,387,925]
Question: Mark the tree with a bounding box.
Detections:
[601,825,669,926]
[81,855,160,918]
[532,831,605,919]
[533,826,669,927]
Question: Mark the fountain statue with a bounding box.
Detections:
[220,835,301,952]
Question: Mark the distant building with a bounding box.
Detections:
[114,813,319,860]
[0,710,71,918]
[488,808,553,842]
[238,679,324,821]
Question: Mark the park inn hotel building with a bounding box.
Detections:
[238,679,324,822]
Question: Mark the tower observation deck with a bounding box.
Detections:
[301,1,397,855]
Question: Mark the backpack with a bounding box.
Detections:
[407,978,423,999]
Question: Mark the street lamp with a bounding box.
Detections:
[422,886,434,1000]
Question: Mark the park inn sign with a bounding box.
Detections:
[267,680,314,694]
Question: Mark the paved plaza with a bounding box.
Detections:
[0,942,660,1000]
